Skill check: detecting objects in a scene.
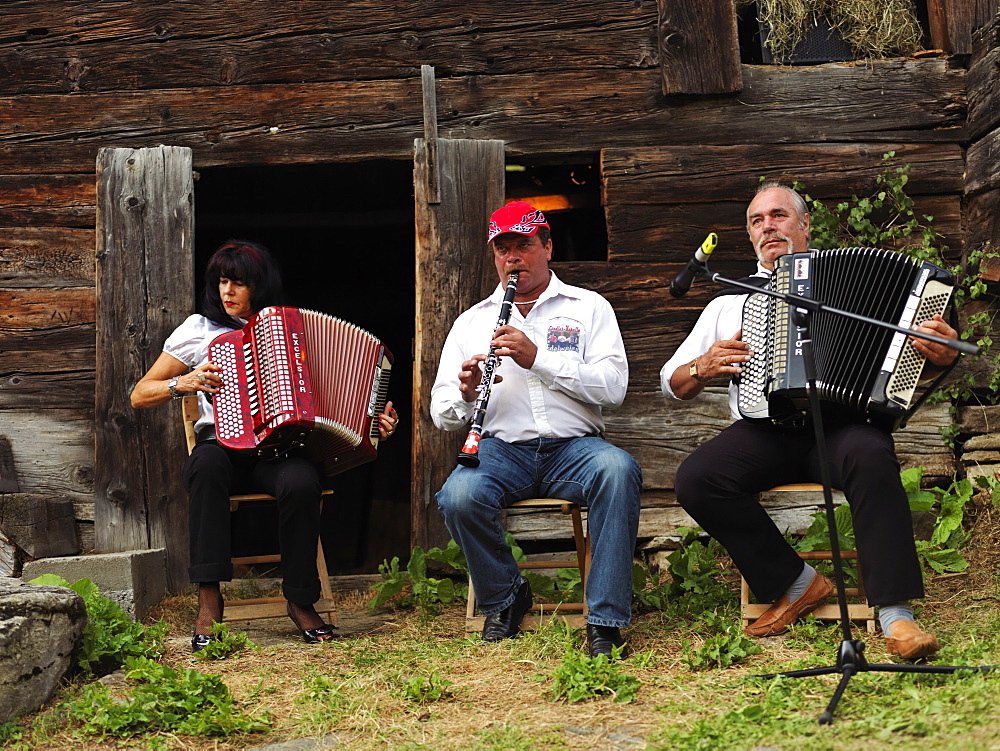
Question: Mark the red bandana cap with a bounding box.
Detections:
[487,201,549,243]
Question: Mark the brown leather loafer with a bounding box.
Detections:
[744,572,834,637]
[885,620,940,659]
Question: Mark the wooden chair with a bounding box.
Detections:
[182,395,336,623]
[465,498,591,631]
[739,483,875,633]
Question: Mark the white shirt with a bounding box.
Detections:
[162,314,245,436]
[431,272,628,442]
[660,264,771,420]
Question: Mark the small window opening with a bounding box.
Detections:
[505,154,607,262]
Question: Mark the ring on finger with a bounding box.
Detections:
[197,372,207,384]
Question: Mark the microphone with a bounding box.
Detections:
[669,233,718,298]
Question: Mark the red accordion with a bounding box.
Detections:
[208,306,392,477]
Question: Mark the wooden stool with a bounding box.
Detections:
[739,483,875,634]
[182,395,337,623]
[465,498,590,632]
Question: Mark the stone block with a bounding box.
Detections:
[22,548,166,620]
[0,577,86,723]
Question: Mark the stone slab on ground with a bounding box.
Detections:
[22,548,166,620]
[0,577,86,723]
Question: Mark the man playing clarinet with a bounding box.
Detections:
[660,183,960,659]
[431,201,642,658]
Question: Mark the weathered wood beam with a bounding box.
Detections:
[0,227,96,286]
[0,1,659,93]
[965,189,1000,281]
[0,175,95,227]
[601,196,964,266]
[966,126,1000,196]
[926,0,997,54]
[0,63,967,173]
[657,0,741,94]
[0,287,95,328]
[0,409,93,504]
[602,143,965,204]
[967,10,1000,142]
[0,437,17,493]
[0,493,79,559]
[95,145,194,591]
[413,138,504,551]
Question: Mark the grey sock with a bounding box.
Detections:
[878,602,914,635]
[785,562,817,602]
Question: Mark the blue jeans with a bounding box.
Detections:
[436,436,641,627]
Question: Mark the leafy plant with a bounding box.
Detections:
[681,611,762,670]
[790,153,1000,439]
[401,670,457,704]
[633,527,733,617]
[548,647,639,703]
[60,656,270,738]
[28,575,166,675]
[424,537,469,573]
[0,722,24,745]
[368,545,465,617]
[193,621,257,661]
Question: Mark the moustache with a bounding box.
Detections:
[757,233,790,252]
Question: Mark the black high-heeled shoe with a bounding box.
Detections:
[286,602,336,644]
[191,633,215,652]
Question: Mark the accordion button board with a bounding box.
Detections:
[736,248,954,431]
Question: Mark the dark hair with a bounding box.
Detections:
[201,239,285,328]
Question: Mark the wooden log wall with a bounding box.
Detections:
[0,1,994,562]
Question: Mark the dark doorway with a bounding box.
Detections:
[194,161,414,574]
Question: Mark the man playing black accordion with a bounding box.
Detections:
[660,183,959,659]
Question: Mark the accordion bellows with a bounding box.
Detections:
[737,247,954,431]
[209,306,392,476]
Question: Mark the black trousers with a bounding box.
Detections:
[183,441,324,605]
[675,418,924,606]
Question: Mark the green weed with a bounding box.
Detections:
[28,575,166,675]
[547,647,639,703]
[681,611,762,670]
[633,527,734,621]
[368,544,465,617]
[401,669,457,704]
[193,621,258,660]
[60,656,270,738]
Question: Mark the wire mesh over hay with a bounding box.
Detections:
[738,0,924,62]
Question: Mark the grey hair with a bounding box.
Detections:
[749,181,810,232]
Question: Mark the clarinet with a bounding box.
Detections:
[456,271,520,468]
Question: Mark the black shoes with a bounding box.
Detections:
[482,579,533,642]
[587,624,627,659]
[287,602,337,644]
[191,633,215,652]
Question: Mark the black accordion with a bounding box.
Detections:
[736,247,954,431]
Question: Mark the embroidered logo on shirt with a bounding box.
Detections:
[547,326,580,352]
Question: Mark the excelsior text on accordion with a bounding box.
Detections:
[208,306,392,476]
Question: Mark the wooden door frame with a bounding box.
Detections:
[94,145,194,592]
[411,138,505,551]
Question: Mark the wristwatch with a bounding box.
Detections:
[689,358,710,384]
[168,376,183,400]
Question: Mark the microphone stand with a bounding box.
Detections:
[686,259,991,724]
